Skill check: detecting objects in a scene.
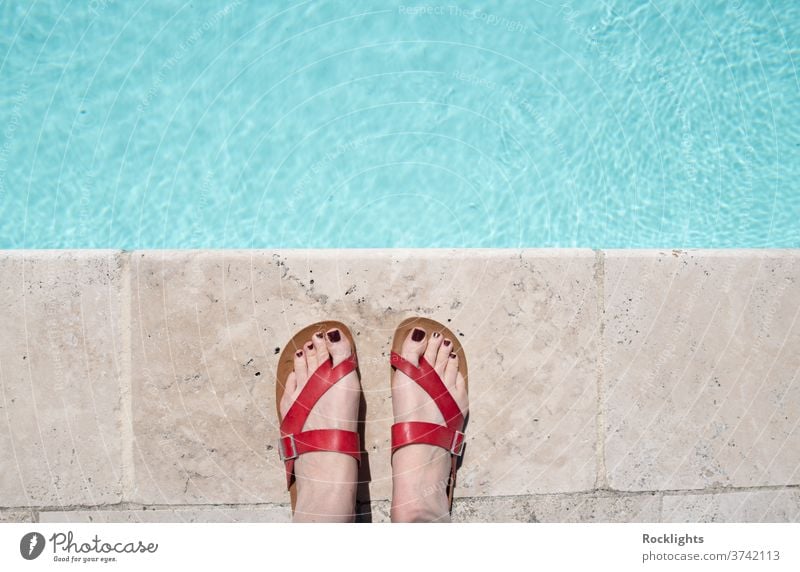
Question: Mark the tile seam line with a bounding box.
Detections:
[13,484,800,512]
[446,484,800,502]
[594,249,608,488]
[119,250,135,502]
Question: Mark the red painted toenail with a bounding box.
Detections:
[327,330,341,342]
[315,332,324,338]
[412,328,425,342]
[443,340,451,347]
[449,353,457,359]
[306,343,313,350]
[295,351,303,357]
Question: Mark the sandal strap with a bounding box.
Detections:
[279,354,361,488]
[391,421,465,456]
[390,351,464,431]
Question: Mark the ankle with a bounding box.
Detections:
[391,496,450,523]
[293,453,358,522]
[390,445,452,522]
[294,480,357,522]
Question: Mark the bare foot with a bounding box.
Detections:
[279,328,361,522]
[390,327,468,522]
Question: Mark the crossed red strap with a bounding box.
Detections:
[278,350,467,497]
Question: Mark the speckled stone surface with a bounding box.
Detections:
[354,493,661,522]
[3,249,799,523]
[452,492,661,523]
[662,489,800,522]
[0,251,124,507]
[129,250,599,504]
[39,505,291,523]
[603,250,800,492]
[0,509,35,523]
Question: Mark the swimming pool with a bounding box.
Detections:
[0,1,797,249]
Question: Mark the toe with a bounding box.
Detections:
[455,371,467,394]
[454,371,468,414]
[280,372,298,417]
[435,337,451,374]
[423,331,443,366]
[400,326,427,366]
[293,349,308,388]
[304,340,318,372]
[443,350,459,387]
[325,328,352,366]
[312,331,329,364]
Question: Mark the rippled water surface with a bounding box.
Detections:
[0,1,798,248]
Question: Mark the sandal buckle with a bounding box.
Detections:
[450,430,465,456]
[279,434,298,461]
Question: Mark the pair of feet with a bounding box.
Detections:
[278,326,469,522]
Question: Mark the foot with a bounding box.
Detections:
[279,328,361,522]
[390,326,469,522]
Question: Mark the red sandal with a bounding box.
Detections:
[390,317,469,512]
[275,321,362,512]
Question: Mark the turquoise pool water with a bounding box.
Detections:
[0,1,798,248]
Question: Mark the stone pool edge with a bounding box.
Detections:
[1,249,798,523]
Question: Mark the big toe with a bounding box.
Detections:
[399,327,427,366]
[325,328,352,366]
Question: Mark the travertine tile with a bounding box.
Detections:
[5,248,798,523]
[0,251,123,507]
[0,509,35,523]
[130,250,599,504]
[452,492,661,522]
[39,505,291,523]
[363,500,391,523]
[603,250,800,491]
[663,489,800,522]
[349,492,661,523]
